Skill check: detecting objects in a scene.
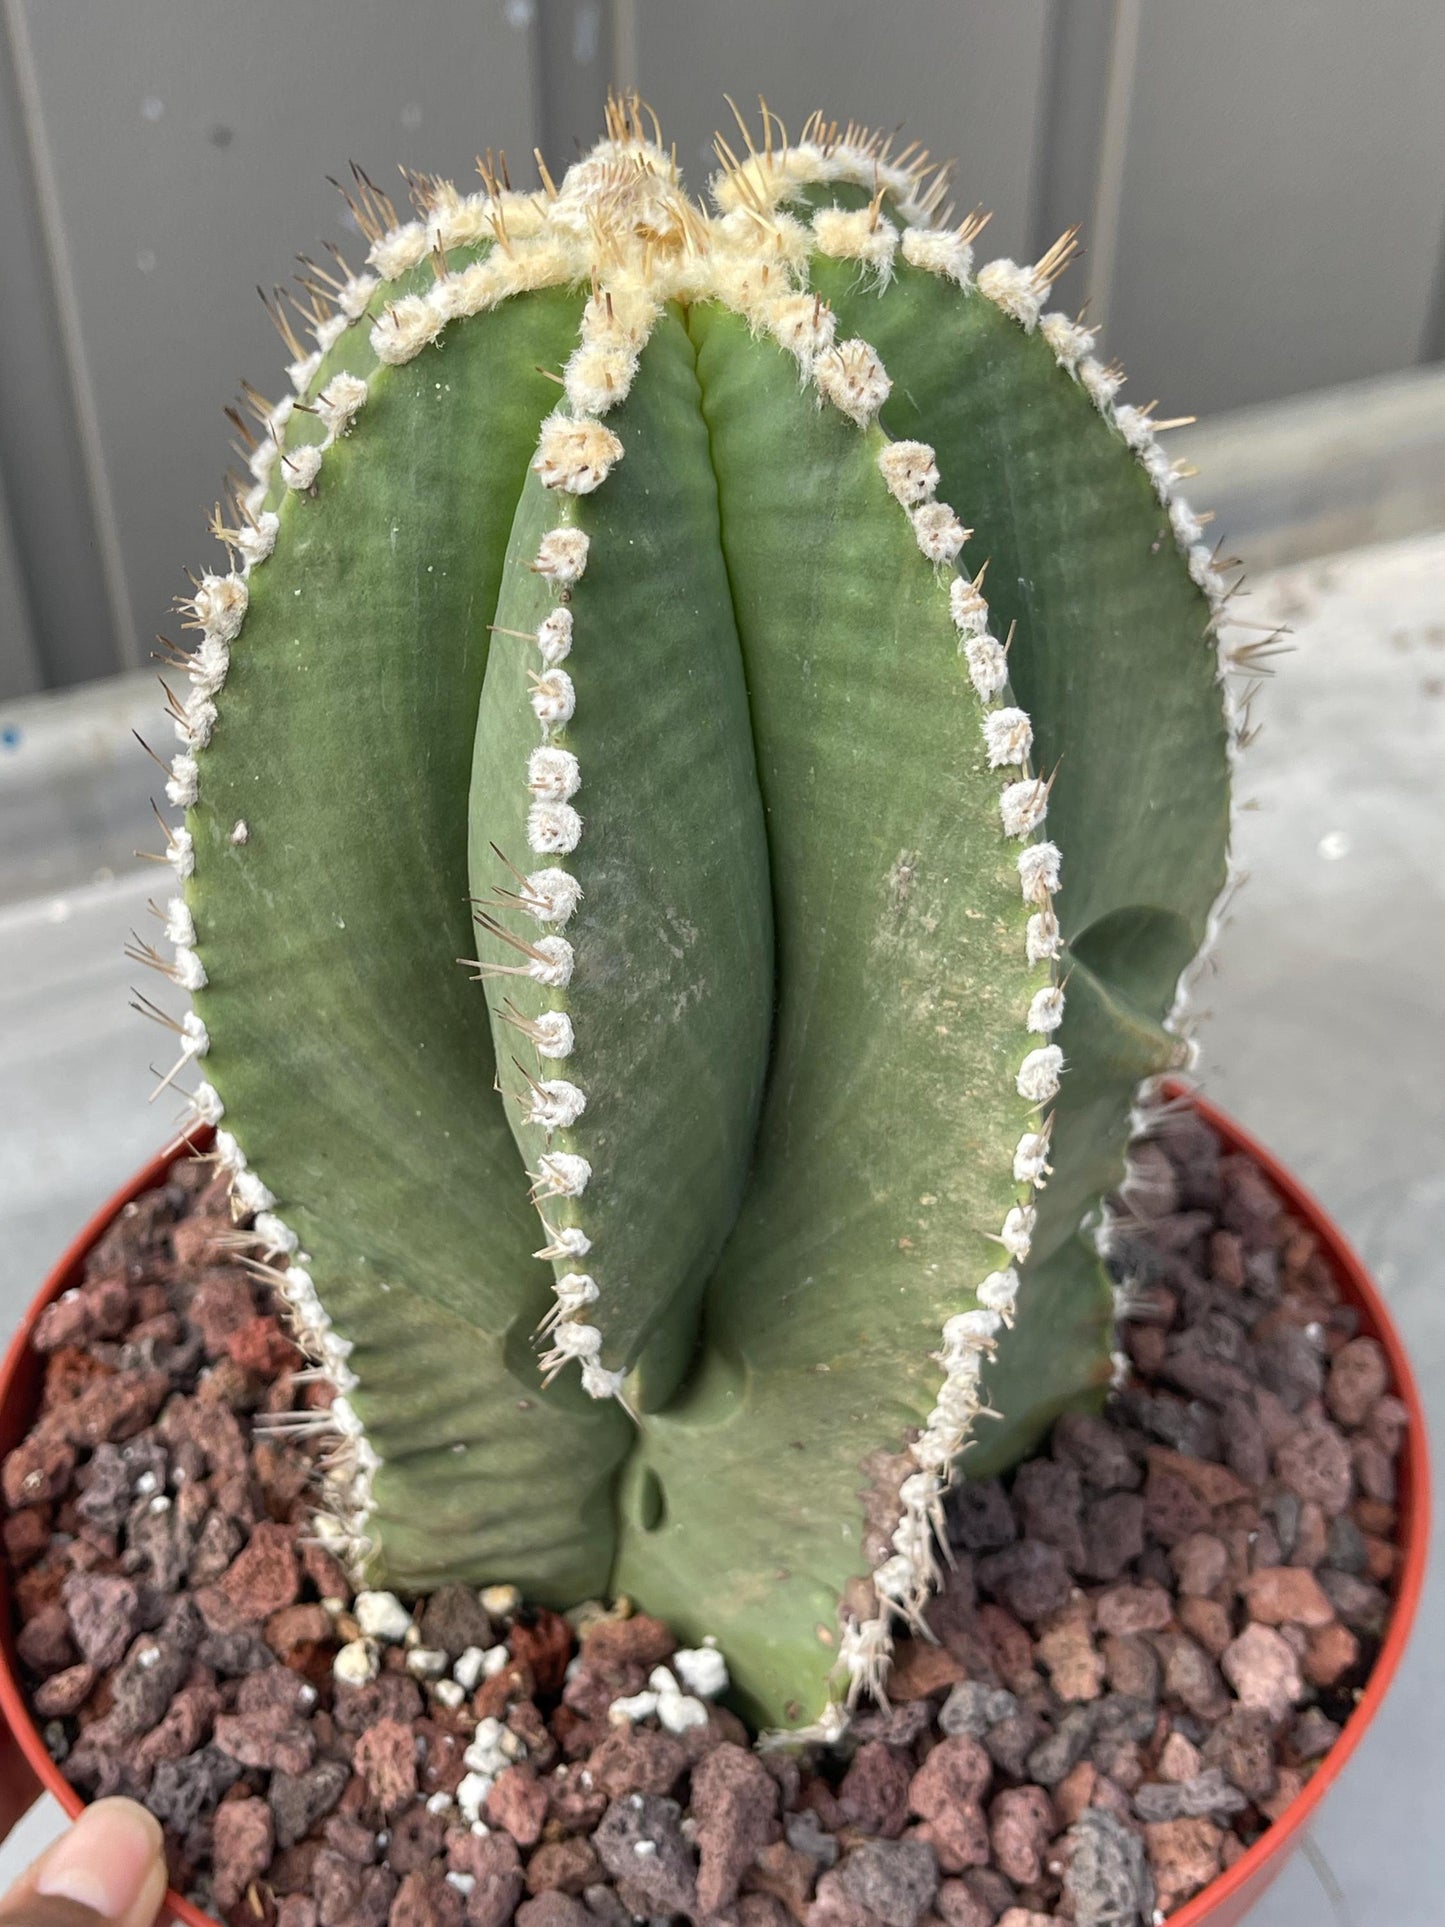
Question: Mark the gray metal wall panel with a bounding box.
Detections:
[629,0,1052,254]
[1104,0,1445,418]
[0,12,118,692]
[13,0,541,678]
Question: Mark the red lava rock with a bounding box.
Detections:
[988,1786,1055,1886]
[997,1912,1055,1927]
[2,1434,76,1509]
[2,1505,52,1572]
[1080,1492,1145,1582]
[1162,1634,1231,1722]
[227,1313,303,1378]
[1304,1621,1361,1688]
[61,1572,139,1671]
[1170,1532,1228,1597]
[839,1740,912,1837]
[692,1740,780,1914]
[220,1520,301,1619]
[886,1638,965,1699]
[975,1604,1037,1691]
[915,1801,991,1876]
[508,1608,574,1694]
[1101,1633,1160,1701]
[1326,1337,1390,1427]
[390,1871,464,1927]
[277,1899,318,1927]
[1055,1760,1099,1826]
[1158,1730,1203,1782]
[266,1602,336,1667]
[16,1603,76,1676]
[1094,1583,1172,1638]
[134,1680,222,1769]
[1144,1816,1223,1910]
[586,1727,689,1798]
[1239,1565,1335,1629]
[747,1838,817,1919]
[214,1706,316,1776]
[1147,1446,1252,1511]
[1221,1623,1304,1721]
[212,1795,275,1911]
[354,1716,419,1815]
[525,1838,601,1896]
[579,1611,675,1676]
[1274,1418,1353,1516]
[32,1662,95,1717]
[1141,1464,1212,1546]
[300,1538,353,1602]
[483,1764,549,1847]
[1036,1602,1104,1702]
[1177,1595,1234,1659]
[976,1539,1072,1625]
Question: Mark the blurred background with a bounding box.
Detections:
[1,2,1442,1919]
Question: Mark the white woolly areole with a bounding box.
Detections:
[1080,358,1123,409]
[537,1223,591,1260]
[544,1322,602,1362]
[288,351,320,397]
[232,1168,277,1216]
[369,222,430,279]
[1170,497,1205,548]
[533,527,590,584]
[172,945,207,992]
[524,936,574,987]
[229,820,249,845]
[942,1308,1002,1355]
[982,707,1033,767]
[1111,404,1155,453]
[964,636,1008,702]
[530,669,576,730]
[551,1271,599,1315]
[537,1151,591,1198]
[527,1080,587,1132]
[999,1203,1036,1262]
[911,501,968,565]
[580,1361,626,1401]
[527,801,582,856]
[527,746,580,802]
[1017,1044,1064,1103]
[1189,543,1227,602]
[531,1011,575,1059]
[1013,1132,1052,1185]
[534,415,624,495]
[976,1268,1020,1321]
[215,1130,245,1174]
[1040,312,1096,369]
[1018,842,1062,904]
[188,573,248,643]
[314,314,347,356]
[282,444,324,491]
[178,693,217,749]
[1027,985,1065,1033]
[536,609,574,666]
[900,226,974,284]
[338,272,379,321]
[564,342,639,416]
[316,372,369,437]
[878,441,939,507]
[812,206,899,277]
[949,574,990,637]
[167,828,195,879]
[1025,909,1062,963]
[370,295,445,365]
[188,636,229,699]
[768,292,837,367]
[814,339,891,425]
[181,1010,209,1057]
[165,898,196,948]
[236,513,279,569]
[522,867,582,925]
[252,1211,297,1255]
[189,1081,224,1126]
[166,753,199,809]
[977,258,1046,330]
[1000,778,1049,838]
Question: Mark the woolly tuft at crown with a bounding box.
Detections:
[138,94,1235,1735]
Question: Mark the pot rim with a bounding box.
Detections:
[0,1093,1429,1927]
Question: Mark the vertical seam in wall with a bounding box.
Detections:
[1083,0,1141,330]
[610,0,637,97]
[2,0,140,672]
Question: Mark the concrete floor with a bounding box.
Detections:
[0,531,1441,1919]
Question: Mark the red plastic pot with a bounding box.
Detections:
[0,1093,1429,1926]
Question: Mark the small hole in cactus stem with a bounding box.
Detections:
[632,1467,666,1533]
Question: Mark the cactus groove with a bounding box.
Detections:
[152,98,1231,1733]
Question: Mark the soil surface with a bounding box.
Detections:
[1,1101,1408,1926]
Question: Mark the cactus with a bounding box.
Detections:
[143,98,1232,1734]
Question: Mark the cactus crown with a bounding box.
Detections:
[145,96,1232,1733]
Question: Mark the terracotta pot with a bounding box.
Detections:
[0,1094,1430,1926]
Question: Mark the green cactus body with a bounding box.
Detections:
[152,102,1230,1733]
